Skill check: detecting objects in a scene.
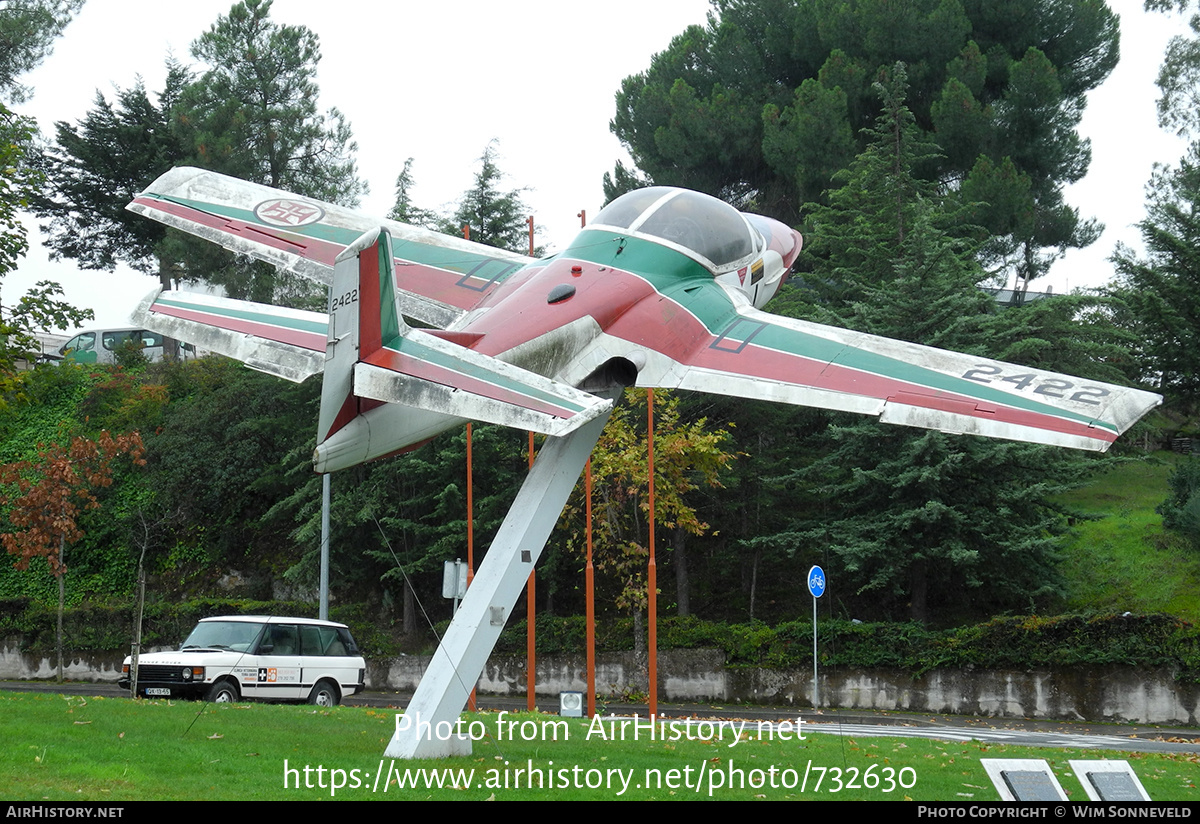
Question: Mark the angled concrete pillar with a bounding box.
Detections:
[386,402,614,759]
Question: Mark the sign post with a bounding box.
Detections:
[443,559,468,615]
[807,565,825,708]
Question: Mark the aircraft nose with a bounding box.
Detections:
[772,219,803,269]
[749,213,803,271]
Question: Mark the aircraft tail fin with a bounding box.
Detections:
[315,228,613,472]
[318,228,405,443]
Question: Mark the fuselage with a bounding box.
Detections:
[451,188,803,381]
[314,188,803,472]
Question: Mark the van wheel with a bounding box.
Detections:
[205,679,240,703]
[307,680,339,708]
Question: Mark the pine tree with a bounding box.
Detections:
[179,0,362,203]
[1111,145,1200,409]
[387,158,438,229]
[780,69,1088,622]
[174,0,364,303]
[37,62,192,292]
[0,0,84,104]
[450,142,541,255]
[610,0,1117,286]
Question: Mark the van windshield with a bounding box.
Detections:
[181,621,265,652]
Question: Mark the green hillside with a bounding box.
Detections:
[1056,452,1200,620]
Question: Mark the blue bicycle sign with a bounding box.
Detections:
[807,565,826,598]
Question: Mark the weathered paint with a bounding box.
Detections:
[134,169,1160,455]
[129,169,1164,760]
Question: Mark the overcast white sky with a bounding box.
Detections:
[7,0,1194,330]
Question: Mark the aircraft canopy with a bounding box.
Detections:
[593,187,762,274]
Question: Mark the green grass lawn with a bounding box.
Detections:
[3,692,1199,801]
[1057,453,1200,620]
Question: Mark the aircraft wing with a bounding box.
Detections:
[127,167,532,328]
[133,289,328,382]
[606,283,1161,453]
[133,286,610,440]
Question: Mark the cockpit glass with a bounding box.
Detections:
[593,187,759,272]
[593,187,671,230]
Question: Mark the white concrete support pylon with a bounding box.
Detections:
[386,399,615,759]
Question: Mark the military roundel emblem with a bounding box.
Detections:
[254,198,325,228]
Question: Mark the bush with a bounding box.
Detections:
[1159,458,1200,548]
[5,600,1200,681]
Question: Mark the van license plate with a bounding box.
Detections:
[146,688,171,696]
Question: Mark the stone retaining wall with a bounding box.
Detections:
[7,639,1196,725]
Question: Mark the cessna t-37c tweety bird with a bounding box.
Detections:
[129,167,1160,757]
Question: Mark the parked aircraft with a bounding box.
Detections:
[129,168,1159,464]
[128,168,1161,757]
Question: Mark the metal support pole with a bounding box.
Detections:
[320,473,330,620]
[585,456,595,718]
[812,595,818,708]
[527,430,536,712]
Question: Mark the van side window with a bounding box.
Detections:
[260,624,298,655]
[300,625,349,656]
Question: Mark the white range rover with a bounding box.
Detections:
[119,615,367,707]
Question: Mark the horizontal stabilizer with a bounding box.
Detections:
[357,329,613,437]
[133,289,327,383]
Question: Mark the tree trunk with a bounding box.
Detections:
[403,580,417,636]
[157,253,180,360]
[674,525,690,617]
[909,558,928,624]
[56,536,65,684]
[748,549,760,622]
[132,547,146,698]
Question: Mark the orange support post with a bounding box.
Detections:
[527,430,536,711]
[466,422,476,711]
[647,388,657,719]
[585,456,595,717]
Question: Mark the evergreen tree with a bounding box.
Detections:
[450,141,541,255]
[36,62,192,292]
[610,0,1117,287]
[174,0,364,303]
[1158,459,1200,549]
[387,158,438,229]
[1111,145,1200,409]
[272,422,528,632]
[179,0,362,202]
[1148,0,1200,138]
[0,0,84,103]
[777,70,1091,622]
